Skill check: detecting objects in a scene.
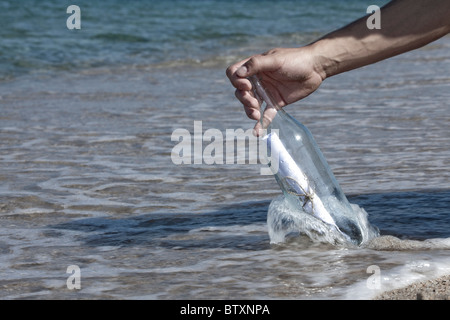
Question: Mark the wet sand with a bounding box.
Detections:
[375,274,450,300]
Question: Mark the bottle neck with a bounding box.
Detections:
[248,75,280,131]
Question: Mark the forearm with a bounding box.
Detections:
[310,0,450,79]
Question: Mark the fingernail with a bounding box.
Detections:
[253,127,264,137]
[248,109,260,121]
[236,66,248,77]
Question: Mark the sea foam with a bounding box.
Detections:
[267,195,380,246]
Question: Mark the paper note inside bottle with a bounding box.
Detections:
[263,132,338,227]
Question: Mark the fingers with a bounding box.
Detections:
[235,89,260,121]
[227,57,260,120]
[226,57,252,91]
[227,52,281,123]
[253,105,277,137]
[227,54,267,120]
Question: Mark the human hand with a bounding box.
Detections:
[226,46,325,133]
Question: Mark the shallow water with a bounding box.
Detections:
[1,0,449,300]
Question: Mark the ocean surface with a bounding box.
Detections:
[0,0,449,300]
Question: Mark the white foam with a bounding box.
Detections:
[342,254,450,300]
[267,195,378,246]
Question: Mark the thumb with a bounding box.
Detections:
[235,54,275,78]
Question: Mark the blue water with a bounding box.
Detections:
[0,0,449,300]
[0,0,388,79]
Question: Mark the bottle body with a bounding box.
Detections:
[250,76,377,245]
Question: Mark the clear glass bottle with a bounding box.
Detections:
[249,75,378,245]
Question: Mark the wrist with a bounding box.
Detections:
[307,39,341,81]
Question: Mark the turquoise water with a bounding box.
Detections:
[0,0,387,79]
[0,0,449,300]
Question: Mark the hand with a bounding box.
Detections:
[227,0,450,134]
[226,46,325,132]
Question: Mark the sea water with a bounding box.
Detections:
[0,0,449,299]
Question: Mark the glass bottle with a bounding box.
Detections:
[249,75,377,245]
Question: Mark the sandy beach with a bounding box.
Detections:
[375,274,450,300]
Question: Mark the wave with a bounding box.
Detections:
[91,33,149,43]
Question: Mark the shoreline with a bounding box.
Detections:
[374,274,450,300]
